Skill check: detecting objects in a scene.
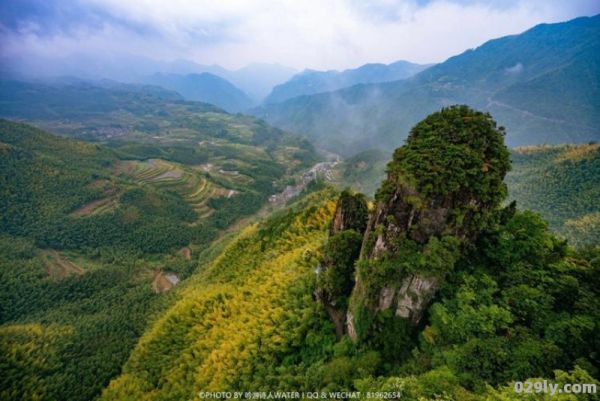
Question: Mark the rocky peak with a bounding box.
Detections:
[344,105,511,341]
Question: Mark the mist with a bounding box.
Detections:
[2,0,598,82]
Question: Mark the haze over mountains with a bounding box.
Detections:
[1,5,600,400]
[144,73,254,113]
[1,53,433,110]
[1,14,598,155]
[0,54,296,104]
[254,15,600,155]
[263,60,431,104]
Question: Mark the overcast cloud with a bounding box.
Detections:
[1,0,599,71]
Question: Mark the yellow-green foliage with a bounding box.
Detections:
[483,367,600,401]
[100,193,337,400]
[0,323,73,401]
[563,212,600,247]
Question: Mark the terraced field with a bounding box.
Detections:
[117,159,239,218]
[70,179,120,217]
[43,250,84,279]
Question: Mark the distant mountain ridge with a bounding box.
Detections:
[253,15,600,155]
[144,72,254,112]
[263,60,431,104]
[222,63,298,101]
[0,54,297,103]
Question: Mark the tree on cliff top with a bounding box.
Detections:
[348,106,513,341]
[378,105,511,209]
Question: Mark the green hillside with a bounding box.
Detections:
[0,121,186,401]
[0,118,304,252]
[254,15,600,155]
[2,106,599,401]
[99,186,599,400]
[331,149,390,197]
[0,80,312,160]
[506,144,600,248]
[100,190,339,399]
[332,144,600,247]
[99,204,598,398]
[0,80,319,227]
[0,113,317,401]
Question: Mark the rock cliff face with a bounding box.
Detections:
[329,191,369,236]
[339,106,511,341]
[315,191,368,338]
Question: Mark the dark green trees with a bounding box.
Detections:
[374,104,511,242]
[316,190,369,338]
[343,105,511,340]
[328,189,369,235]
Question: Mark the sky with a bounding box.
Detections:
[1,0,599,72]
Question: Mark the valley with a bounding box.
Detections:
[1,77,599,400]
[0,7,599,401]
[0,104,319,400]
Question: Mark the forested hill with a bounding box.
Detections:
[332,144,600,247]
[0,114,316,401]
[0,119,199,252]
[253,14,600,155]
[0,79,322,250]
[0,120,176,401]
[100,109,599,400]
[506,144,600,248]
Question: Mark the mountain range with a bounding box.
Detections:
[1,10,599,397]
[263,60,431,104]
[144,73,255,112]
[0,54,297,103]
[253,14,600,155]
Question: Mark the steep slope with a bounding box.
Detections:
[0,120,194,401]
[346,106,511,339]
[254,15,600,155]
[144,73,254,112]
[100,190,339,399]
[99,109,599,400]
[264,60,430,104]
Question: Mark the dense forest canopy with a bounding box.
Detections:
[92,107,599,400]
[0,5,598,401]
[0,114,318,401]
[0,94,598,401]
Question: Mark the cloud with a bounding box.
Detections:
[1,0,599,72]
[505,62,524,74]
